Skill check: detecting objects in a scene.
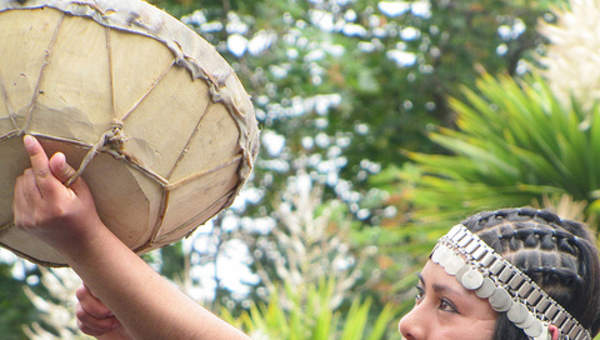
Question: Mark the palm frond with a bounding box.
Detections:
[388,74,600,233]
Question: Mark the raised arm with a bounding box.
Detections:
[13,135,248,340]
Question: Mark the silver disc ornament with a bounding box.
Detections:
[460,268,484,290]
[489,287,513,312]
[507,302,529,324]
[475,278,496,299]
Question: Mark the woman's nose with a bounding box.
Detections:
[398,303,427,340]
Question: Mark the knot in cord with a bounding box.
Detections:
[65,125,123,186]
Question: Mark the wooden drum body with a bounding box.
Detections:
[0,0,259,266]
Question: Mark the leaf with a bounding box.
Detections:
[386,74,599,243]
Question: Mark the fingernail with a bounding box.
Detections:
[23,135,34,148]
[54,152,66,164]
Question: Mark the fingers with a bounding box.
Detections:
[549,324,559,340]
[49,152,76,184]
[12,175,27,226]
[13,170,41,228]
[76,285,114,318]
[22,169,42,203]
[76,304,120,336]
[76,286,120,336]
[48,149,93,201]
[23,135,58,198]
[49,152,83,197]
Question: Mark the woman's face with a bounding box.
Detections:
[398,260,498,340]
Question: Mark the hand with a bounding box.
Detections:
[12,135,103,255]
[76,285,132,339]
[15,139,248,340]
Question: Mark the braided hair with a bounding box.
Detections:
[460,207,600,339]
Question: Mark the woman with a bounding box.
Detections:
[399,208,600,340]
[13,136,600,339]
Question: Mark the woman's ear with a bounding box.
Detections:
[548,324,559,340]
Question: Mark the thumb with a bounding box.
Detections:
[49,152,94,199]
[49,152,77,184]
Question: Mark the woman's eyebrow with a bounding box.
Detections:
[418,273,465,297]
[431,283,464,297]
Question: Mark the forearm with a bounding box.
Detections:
[13,136,246,339]
[97,328,131,340]
[64,222,247,340]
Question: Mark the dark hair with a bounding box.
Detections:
[460,207,600,340]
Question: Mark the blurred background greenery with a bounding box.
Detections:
[3,0,600,338]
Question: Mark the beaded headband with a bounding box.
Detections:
[431,224,590,340]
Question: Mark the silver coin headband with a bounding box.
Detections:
[431,224,591,340]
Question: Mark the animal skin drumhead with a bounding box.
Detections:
[0,0,259,266]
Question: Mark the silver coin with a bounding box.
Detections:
[524,320,543,338]
[455,264,471,282]
[438,251,450,269]
[533,325,549,340]
[515,312,535,329]
[507,302,528,324]
[434,246,449,266]
[440,245,452,259]
[489,287,512,312]
[431,247,442,264]
[460,269,484,290]
[475,278,496,298]
[445,253,466,276]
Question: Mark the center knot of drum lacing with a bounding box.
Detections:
[65,125,124,186]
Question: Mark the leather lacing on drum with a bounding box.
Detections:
[64,122,124,186]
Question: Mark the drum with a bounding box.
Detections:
[0,0,259,266]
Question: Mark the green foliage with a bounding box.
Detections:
[148,0,558,217]
[143,1,564,311]
[380,73,600,236]
[222,278,400,340]
[158,242,186,281]
[4,0,572,337]
[0,263,38,340]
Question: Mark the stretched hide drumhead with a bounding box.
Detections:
[0,0,259,266]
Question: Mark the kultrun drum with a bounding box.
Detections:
[0,0,260,266]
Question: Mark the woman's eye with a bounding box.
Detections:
[439,298,458,313]
[413,285,458,314]
[415,286,424,302]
